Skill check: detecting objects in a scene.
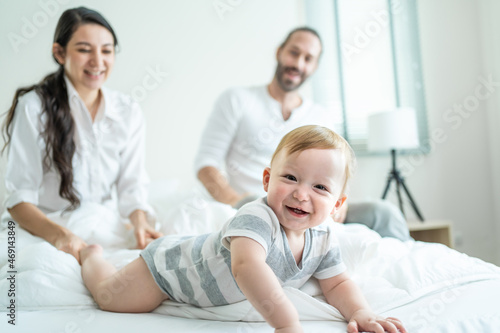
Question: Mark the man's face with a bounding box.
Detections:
[274,31,322,92]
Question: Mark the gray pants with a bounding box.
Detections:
[345,200,412,241]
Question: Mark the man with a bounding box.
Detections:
[194,27,410,240]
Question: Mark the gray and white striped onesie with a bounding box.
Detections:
[140,198,346,307]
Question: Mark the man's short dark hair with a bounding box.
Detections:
[279,27,322,51]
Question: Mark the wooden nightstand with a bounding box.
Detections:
[407,220,453,248]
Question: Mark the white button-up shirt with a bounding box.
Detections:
[2,76,154,223]
[193,86,337,196]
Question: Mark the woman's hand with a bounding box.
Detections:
[347,310,406,333]
[8,202,87,264]
[129,210,163,249]
[53,230,88,264]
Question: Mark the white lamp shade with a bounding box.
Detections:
[367,108,419,151]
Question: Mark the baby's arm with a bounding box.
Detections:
[319,273,406,333]
[230,236,303,333]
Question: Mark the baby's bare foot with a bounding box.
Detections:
[80,244,103,263]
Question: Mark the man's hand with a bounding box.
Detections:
[198,166,249,207]
[129,210,163,249]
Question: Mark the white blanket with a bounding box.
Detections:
[1,188,499,325]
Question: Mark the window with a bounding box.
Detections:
[305,0,428,153]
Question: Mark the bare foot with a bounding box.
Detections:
[80,244,103,263]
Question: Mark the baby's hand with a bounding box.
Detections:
[347,310,406,333]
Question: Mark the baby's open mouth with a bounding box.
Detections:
[286,206,309,216]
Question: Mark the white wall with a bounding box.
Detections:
[348,0,499,264]
[1,0,498,264]
[0,0,304,206]
[478,0,500,264]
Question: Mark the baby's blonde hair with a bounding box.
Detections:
[270,125,356,194]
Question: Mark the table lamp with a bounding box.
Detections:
[367,107,425,221]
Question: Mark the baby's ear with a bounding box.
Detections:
[331,195,347,214]
[262,167,271,192]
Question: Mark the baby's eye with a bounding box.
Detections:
[284,175,297,181]
[78,49,91,53]
[315,184,328,191]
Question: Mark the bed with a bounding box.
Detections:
[1,180,500,332]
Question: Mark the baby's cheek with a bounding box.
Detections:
[320,197,336,214]
[267,186,287,207]
[276,185,290,196]
[266,186,280,202]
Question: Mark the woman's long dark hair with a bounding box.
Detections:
[1,7,118,210]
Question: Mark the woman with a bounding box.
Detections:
[1,7,161,263]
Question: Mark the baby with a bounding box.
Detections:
[80,125,406,333]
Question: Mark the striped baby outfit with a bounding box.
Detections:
[140,197,346,307]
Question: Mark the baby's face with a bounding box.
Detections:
[263,148,347,237]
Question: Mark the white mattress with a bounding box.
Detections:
[1,183,499,332]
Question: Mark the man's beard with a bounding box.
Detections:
[274,62,307,92]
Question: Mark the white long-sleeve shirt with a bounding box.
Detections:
[2,77,154,225]
[194,86,337,196]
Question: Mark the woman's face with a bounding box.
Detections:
[54,23,115,96]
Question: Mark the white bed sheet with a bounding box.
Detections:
[2,279,499,333]
[1,182,499,332]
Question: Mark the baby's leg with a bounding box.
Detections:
[80,244,169,313]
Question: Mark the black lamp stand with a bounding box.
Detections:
[381,149,425,222]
